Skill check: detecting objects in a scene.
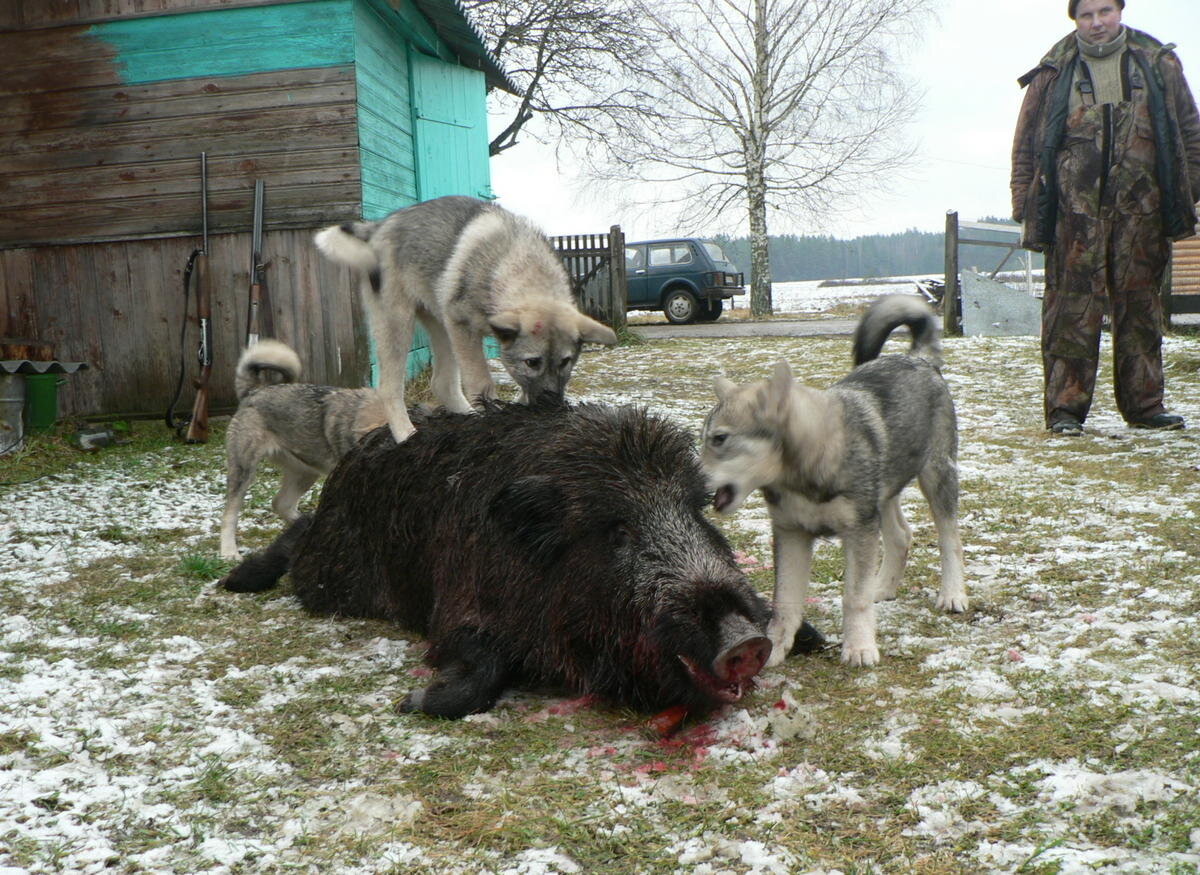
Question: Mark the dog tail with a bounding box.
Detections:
[313,221,379,274]
[852,294,942,368]
[220,515,313,593]
[234,338,302,400]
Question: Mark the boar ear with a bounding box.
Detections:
[576,313,617,346]
[713,376,736,400]
[767,361,793,417]
[489,312,521,346]
[488,475,568,562]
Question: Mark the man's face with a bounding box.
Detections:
[1074,0,1123,45]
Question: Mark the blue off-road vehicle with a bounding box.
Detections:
[625,238,744,324]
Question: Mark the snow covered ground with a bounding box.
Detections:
[2,287,1199,874]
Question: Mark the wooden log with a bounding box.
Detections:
[0,338,55,360]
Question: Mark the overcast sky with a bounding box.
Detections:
[486,0,1200,241]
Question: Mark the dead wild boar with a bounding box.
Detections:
[220,401,778,719]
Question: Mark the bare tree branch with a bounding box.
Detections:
[463,0,655,157]
[579,0,933,315]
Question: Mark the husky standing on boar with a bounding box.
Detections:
[314,196,617,442]
[219,339,386,560]
[221,401,786,720]
[701,295,968,667]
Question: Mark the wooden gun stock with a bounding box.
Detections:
[247,178,265,346]
[184,253,212,443]
[247,281,262,346]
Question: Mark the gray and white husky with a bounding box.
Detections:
[700,295,967,667]
[219,339,386,559]
[314,195,617,441]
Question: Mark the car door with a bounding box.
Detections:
[625,244,650,308]
[646,242,696,301]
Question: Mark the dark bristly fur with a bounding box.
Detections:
[222,401,774,718]
[221,515,312,592]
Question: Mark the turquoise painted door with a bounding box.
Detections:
[410,52,492,201]
[410,51,498,369]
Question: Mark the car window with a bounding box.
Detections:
[648,244,693,267]
[625,246,645,269]
[702,241,730,263]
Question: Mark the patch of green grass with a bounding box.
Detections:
[177,553,231,580]
[615,323,648,346]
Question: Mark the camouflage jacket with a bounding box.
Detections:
[1011,28,1200,250]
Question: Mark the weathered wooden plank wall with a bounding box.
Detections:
[0,1,302,31]
[0,5,361,247]
[0,0,502,416]
[354,0,418,218]
[0,230,370,417]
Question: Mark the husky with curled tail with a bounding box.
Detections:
[700,295,967,667]
[219,339,386,559]
[313,195,617,442]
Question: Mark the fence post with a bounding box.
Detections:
[609,225,627,330]
[944,210,961,335]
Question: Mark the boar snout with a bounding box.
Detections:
[679,614,772,705]
[715,632,772,687]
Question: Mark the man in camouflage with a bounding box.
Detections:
[1011,0,1200,435]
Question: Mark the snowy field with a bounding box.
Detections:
[769,278,941,315]
[2,287,1199,874]
[633,277,974,320]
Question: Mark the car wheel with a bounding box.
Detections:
[663,289,699,324]
[697,300,723,322]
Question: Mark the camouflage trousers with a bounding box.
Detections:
[1042,219,1170,427]
[1042,101,1171,427]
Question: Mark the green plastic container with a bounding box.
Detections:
[24,373,64,431]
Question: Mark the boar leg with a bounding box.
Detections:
[220,515,312,593]
[399,630,512,718]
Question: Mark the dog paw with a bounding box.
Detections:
[840,643,880,667]
[765,619,798,667]
[936,590,969,613]
[219,548,240,561]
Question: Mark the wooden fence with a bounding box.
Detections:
[551,226,627,330]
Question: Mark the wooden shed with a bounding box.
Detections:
[0,0,512,420]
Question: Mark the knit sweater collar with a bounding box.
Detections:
[1076,25,1127,59]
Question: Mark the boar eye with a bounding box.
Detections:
[524,357,542,370]
[710,433,728,447]
[607,522,636,548]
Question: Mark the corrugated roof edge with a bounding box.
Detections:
[410,0,521,95]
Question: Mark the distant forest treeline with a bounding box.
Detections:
[709,220,1043,282]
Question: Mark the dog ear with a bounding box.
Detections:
[713,376,736,400]
[488,475,568,563]
[575,313,617,346]
[768,361,793,418]
[489,312,521,346]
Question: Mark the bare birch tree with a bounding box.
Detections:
[585,0,933,316]
[462,0,652,157]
